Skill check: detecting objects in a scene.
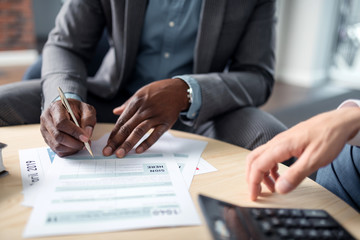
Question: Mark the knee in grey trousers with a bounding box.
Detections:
[0,80,42,126]
[316,144,360,212]
[191,107,287,150]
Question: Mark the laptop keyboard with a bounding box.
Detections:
[247,207,354,239]
[198,194,355,240]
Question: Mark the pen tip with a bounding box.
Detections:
[88,149,94,158]
[84,142,94,158]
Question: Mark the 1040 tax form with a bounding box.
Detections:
[22,132,209,238]
[24,151,200,237]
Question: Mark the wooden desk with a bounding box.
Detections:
[0,124,359,239]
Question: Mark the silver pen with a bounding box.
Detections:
[57,87,94,157]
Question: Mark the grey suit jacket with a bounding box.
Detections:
[42,0,276,128]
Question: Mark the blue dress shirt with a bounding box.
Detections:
[62,0,203,119]
[127,0,202,119]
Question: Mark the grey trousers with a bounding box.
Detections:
[316,144,360,212]
[0,80,287,150]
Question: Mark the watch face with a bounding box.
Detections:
[187,87,193,104]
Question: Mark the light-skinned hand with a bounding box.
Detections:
[246,107,360,201]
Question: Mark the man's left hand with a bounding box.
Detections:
[103,78,190,158]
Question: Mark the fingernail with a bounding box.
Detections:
[85,126,93,136]
[116,148,125,158]
[79,134,89,142]
[276,178,294,194]
[136,146,144,153]
[103,146,113,156]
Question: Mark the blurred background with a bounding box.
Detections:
[0,0,360,128]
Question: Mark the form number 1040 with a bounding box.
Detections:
[151,207,180,216]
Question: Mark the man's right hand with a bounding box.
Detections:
[40,99,96,157]
[246,107,360,201]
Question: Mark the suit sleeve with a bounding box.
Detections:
[41,0,105,110]
[186,0,276,128]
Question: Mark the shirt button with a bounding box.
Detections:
[164,52,170,58]
[169,21,175,27]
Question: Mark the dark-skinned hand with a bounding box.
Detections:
[40,99,97,157]
[103,78,190,158]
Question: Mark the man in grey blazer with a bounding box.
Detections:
[0,0,286,158]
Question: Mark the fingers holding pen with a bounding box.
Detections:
[40,123,82,156]
[79,102,97,139]
[40,100,87,156]
[54,99,95,141]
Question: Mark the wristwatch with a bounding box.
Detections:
[186,86,193,104]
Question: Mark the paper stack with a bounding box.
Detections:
[18,132,217,238]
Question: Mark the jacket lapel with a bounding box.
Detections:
[121,0,147,79]
[194,0,227,73]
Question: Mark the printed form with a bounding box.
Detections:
[23,133,204,238]
[20,132,213,207]
[19,147,55,206]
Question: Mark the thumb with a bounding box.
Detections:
[113,105,125,115]
[275,176,296,194]
[113,98,130,115]
[275,153,314,194]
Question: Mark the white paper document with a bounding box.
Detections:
[195,157,218,175]
[22,131,211,238]
[19,147,55,206]
[19,131,217,237]
[24,151,200,237]
[20,132,211,207]
[80,132,208,189]
[156,133,208,188]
